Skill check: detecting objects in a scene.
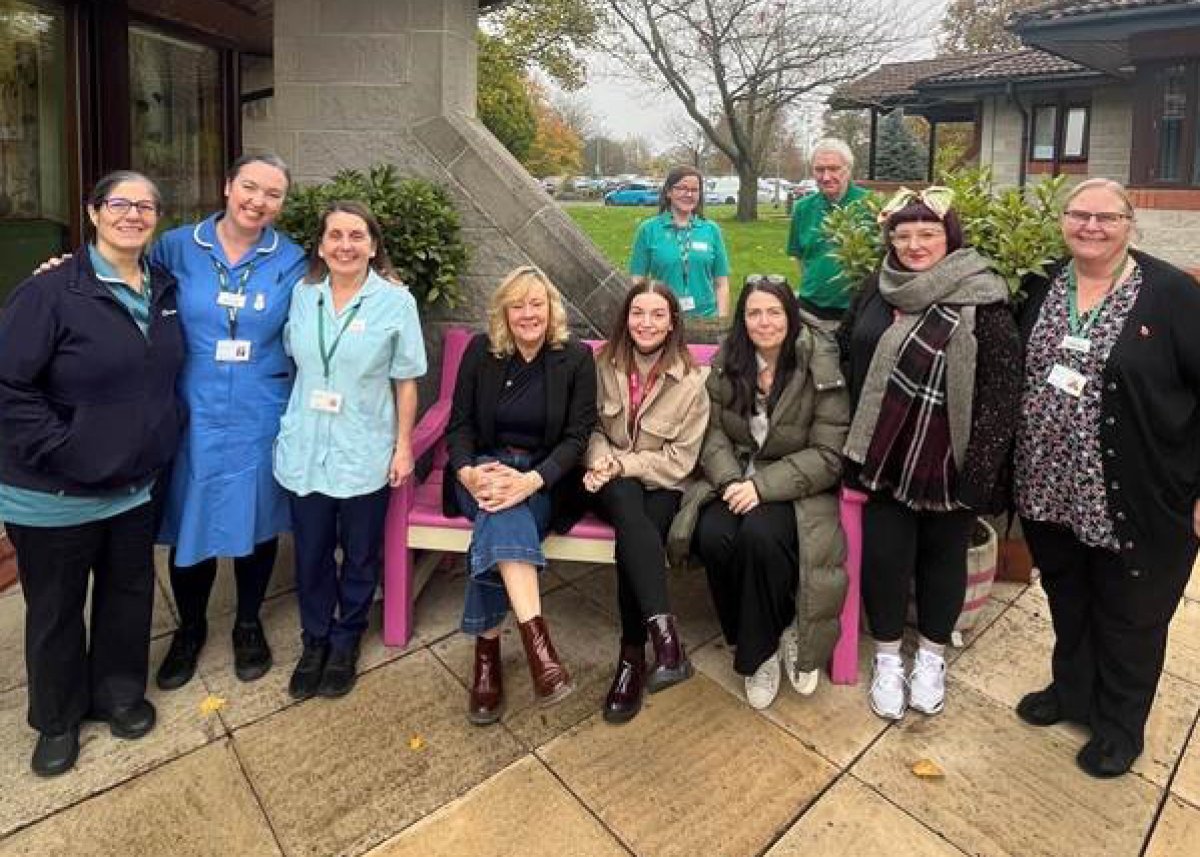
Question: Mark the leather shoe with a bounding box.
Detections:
[232,619,273,682]
[517,615,573,706]
[468,635,503,726]
[317,645,359,698]
[288,642,329,700]
[603,643,645,724]
[88,699,157,739]
[31,726,79,777]
[1016,686,1064,727]
[1076,736,1137,778]
[646,614,693,694]
[156,625,207,690]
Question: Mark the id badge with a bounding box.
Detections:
[1047,363,1087,397]
[309,389,343,413]
[215,339,252,362]
[690,240,710,252]
[217,291,247,309]
[679,295,697,312]
[349,319,367,333]
[1061,335,1091,354]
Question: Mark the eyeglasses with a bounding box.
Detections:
[744,274,789,288]
[672,185,701,195]
[889,229,946,247]
[1063,209,1130,228]
[101,197,161,216]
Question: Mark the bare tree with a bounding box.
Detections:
[664,116,714,169]
[603,0,912,220]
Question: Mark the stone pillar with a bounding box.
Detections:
[269,0,625,336]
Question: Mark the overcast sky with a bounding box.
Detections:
[564,0,949,149]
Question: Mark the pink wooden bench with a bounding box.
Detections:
[381,326,862,684]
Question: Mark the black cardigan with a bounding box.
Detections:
[442,333,597,533]
[1018,249,1200,580]
[837,271,1022,513]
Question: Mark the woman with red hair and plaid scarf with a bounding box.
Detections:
[837,188,1021,722]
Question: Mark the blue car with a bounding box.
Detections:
[604,182,660,206]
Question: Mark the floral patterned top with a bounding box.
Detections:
[1014,262,1144,550]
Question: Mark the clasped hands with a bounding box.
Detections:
[583,454,623,493]
[459,461,543,512]
[722,479,760,515]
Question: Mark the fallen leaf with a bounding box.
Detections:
[408,734,426,751]
[199,694,226,716]
[911,758,945,779]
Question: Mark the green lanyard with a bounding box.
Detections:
[1066,254,1128,338]
[673,217,694,291]
[211,257,256,340]
[317,296,362,383]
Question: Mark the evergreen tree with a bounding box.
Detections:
[874,111,928,182]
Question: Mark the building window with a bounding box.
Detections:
[129,25,224,225]
[1030,103,1090,162]
[1137,60,1200,187]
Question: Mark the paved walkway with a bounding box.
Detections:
[1,542,1198,857]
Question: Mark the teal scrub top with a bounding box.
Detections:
[628,213,729,318]
[786,184,870,311]
[273,269,427,498]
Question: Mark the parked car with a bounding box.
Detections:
[706,176,740,205]
[604,182,660,206]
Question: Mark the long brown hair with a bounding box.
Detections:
[599,281,696,374]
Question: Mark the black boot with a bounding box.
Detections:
[288,641,330,700]
[156,624,207,690]
[31,726,79,777]
[232,619,273,682]
[318,643,360,698]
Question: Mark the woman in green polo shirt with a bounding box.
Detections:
[629,166,730,319]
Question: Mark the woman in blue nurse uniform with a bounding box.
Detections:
[152,153,306,691]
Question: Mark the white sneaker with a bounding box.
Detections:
[909,648,946,715]
[780,623,820,696]
[870,653,907,720]
[745,653,781,710]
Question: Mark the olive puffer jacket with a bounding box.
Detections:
[668,324,851,671]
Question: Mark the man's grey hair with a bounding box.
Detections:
[811,138,855,171]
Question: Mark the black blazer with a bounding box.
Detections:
[1018,249,1200,581]
[443,333,597,532]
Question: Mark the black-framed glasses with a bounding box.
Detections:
[101,197,161,216]
[744,273,789,288]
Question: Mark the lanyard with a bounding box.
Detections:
[627,355,664,436]
[317,296,362,382]
[1066,254,1127,338]
[672,218,694,291]
[211,257,256,340]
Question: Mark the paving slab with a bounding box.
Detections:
[234,648,524,857]
[851,682,1161,857]
[1174,723,1200,809]
[1166,597,1200,687]
[764,775,966,857]
[1187,555,1199,602]
[539,672,837,857]
[0,595,24,695]
[1145,794,1200,857]
[0,741,282,857]
[365,755,628,857]
[0,633,222,838]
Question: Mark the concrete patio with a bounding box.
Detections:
[1,541,1197,857]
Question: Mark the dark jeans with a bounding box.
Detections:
[288,486,390,652]
[861,494,974,645]
[168,537,279,631]
[7,501,157,735]
[592,478,680,645]
[1023,518,1192,755]
[695,499,797,676]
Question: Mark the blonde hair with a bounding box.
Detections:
[486,266,571,357]
[1064,177,1136,216]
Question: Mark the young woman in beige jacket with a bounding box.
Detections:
[584,282,710,723]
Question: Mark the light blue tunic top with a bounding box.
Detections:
[152,214,307,566]
[273,270,427,498]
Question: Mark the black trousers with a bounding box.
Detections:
[592,478,680,645]
[695,499,797,676]
[1022,518,1192,754]
[7,501,157,735]
[168,537,278,631]
[861,493,974,645]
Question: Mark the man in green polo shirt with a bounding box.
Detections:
[787,138,870,324]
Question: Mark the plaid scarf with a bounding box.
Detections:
[859,303,961,510]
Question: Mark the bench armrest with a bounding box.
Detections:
[412,399,451,460]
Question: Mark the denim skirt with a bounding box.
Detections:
[455,452,552,634]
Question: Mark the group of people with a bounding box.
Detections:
[1,142,1197,787]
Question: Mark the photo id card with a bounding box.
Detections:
[1047,363,1087,398]
[309,389,343,414]
[216,291,247,309]
[690,241,710,252]
[1060,335,1092,354]
[215,339,252,362]
[679,295,696,312]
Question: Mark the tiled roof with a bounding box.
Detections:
[831,55,997,105]
[921,48,1095,85]
[1012,0,1200,26]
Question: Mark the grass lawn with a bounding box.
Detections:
[564,203,797,298]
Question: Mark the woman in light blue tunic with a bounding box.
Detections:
[152,154,306,691]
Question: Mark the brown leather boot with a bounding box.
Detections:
[603,642,646,724]
[517,615,573,706]
[646,614,693,693]
[468,635,503,725]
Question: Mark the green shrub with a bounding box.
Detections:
[277,164,469,308]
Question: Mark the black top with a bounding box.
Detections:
[1018,250,1200,581]
[495,347,548,452]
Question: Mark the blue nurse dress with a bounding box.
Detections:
[153,215,307,567]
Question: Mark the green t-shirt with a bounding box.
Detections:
[629,212,730,318]
[786,183,870,311]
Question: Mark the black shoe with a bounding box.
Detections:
[288,642,330,701]
[156,625,207,691]
[1016,686,1064,727]
[31,726,80,777]
[317,645,359,698]
[232,619,273,682]
[88,699,157,739]
[1076,736,1137,778]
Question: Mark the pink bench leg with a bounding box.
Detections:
[829,488,866,685]
[382,481,415,647]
